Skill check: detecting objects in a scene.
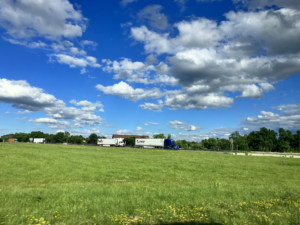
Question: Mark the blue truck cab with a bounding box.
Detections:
[164,139,179,150]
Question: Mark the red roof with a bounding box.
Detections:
[112,134,150,139]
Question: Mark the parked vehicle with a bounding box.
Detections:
[8,139,18,143]
[97,139,125,147]
[135,139,178,150]
[33,138,46,144]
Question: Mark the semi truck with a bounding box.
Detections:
[135,139,178,150]
[97,139,125,147]
[8,139,18,143]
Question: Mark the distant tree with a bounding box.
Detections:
[89,133,98,144]
[247,131,263,150]
[291,130,300,151]
[167,134,171,139]
[30,131,45,138]
[278,128,293,152]
[46,134,56,143]
[219,139,230,150]
[68,135,83,144]
[76,136,84,144]
[12,132,29,142]
[229,131,249,151]
[176,140,182,148]
[176,140,187,149]
[98,136,106,139]
[68,135,75,144]
[278,141,290,152]
[230,131,242,139]
[1,134,14,142]
[55,132,65,143]
[181,140,188,148]
[207,138,218,149]
[64,131,70,142]
[190,141,201,149]
[258,127,277,151]
[124,137,136,146]
[201,139,208,149]
[153,133,166,139]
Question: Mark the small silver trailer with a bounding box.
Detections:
[33,138,46,144]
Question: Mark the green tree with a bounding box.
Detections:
[279,141,290,152]
[12,132,29,142]
[153,133,166,139]
[181,140,188,148]
[76,136,84,144]
[292,130,300,151]
[175,140,183,148]
[46,134,56,143]
[278,128,293,152]
[89,133,98,144]
[258,127,277,151]
[219,139,230,150]
[201,139,208,149]
[229,131,249,151]
[68,135,83,144]
[190,141,201,149]
[124,137,136,146]
[248,131,263,150]
[207,138,218,149]
[1,134,13,142]
[55,132,65,143]
[167,134,171,139]
[68,135,76,144]
[64,131,70,142]
[30,131,45,138]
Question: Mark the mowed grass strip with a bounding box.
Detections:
[0,143,299,225]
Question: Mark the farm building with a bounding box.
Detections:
[112,134,150,141]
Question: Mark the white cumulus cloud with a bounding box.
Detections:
[168,120,204,131]
[96,81,163,101]
[0,0,87,39]
[0,79,104,128]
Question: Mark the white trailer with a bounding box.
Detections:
[33,138,46,144]
[135,139,164,148]
[97,139,125,147]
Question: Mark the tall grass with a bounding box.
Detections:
[0,143,299,225]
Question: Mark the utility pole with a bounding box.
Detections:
[230,138,233,151]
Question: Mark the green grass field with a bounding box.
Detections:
[0,143,300,225]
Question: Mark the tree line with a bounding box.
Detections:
[0,131,106,145]
[125,128,300,152]
[192,127,299,152]
[1,127,299,152]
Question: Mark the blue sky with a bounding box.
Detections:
[0,0,300,140]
